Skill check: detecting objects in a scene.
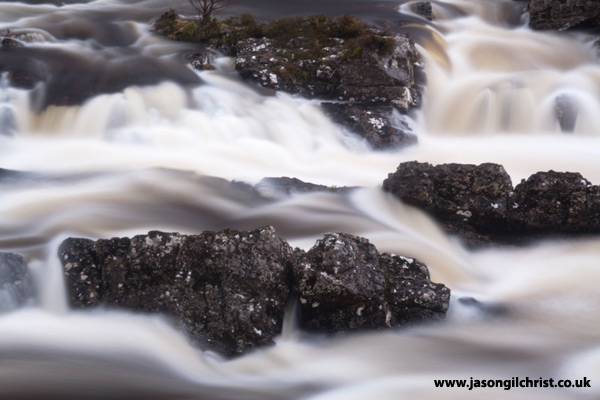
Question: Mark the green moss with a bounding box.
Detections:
[175,21,200,41]
[155,10,397,59]
[279,63,309,82]
[350,47,362,58]
[198,17,222,41]
[239,14,264,37]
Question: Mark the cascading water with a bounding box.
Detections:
[1,0,599,399]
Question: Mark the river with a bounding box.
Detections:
[1,0,599,398]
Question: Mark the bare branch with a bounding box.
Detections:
[188,0,241,24]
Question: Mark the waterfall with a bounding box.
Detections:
[1,0,599,398]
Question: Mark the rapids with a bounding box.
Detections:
[1,0,599,398]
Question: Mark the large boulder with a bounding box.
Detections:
[0,252,33,313]
[383,162,512,242]
[528,0,600,30]
[384,161,600,244]
[59,227,294,357]
[294,233,450,331]
[59,226,451,356]
[508,171,599,233]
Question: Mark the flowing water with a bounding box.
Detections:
[1,0,600,398]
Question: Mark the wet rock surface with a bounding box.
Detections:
[294,233,450,332]
[60,227,294,357]
[151,12,425,150]
[410,2,433,21]
[384,161,600,245]
[555,94,579,132]
[256,177,356,197]
[528,0,600,31]
[0,252,34,313]
[232,28,422,150]
[235,35,421,112]
[60,227,450,356]
[321,103,417,149]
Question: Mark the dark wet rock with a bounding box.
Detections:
[185,51,214,70]
[1,37,23,48]
[60,227,451,355]
[410,2,433,21]
[233,32,422,149]
[294,233,450,331]
[321,102,417,149]
[555,94,579,132]
[152,12,423,149]
[384,161,600,245]
[59,227,294,357]
[256,177,355,197]
[383,162,512,243]
[0,252,34,313]
[235,35,421,112]
[528,0,600,31]
[508,171,598,234]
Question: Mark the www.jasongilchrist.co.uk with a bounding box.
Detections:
[434,377,591,390]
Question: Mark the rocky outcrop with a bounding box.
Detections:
[59,227,450,356]
[60,227,294,357]
[234,33,422,149]
[235,35,421,112]
[294,233,450,331]
[383,161,600,245]
[0,252,33,313]
[152,12,424,149]
[528,0,600,30]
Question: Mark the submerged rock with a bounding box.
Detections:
[1,37,23,48]
[60,227,294,357]
[256,177,355,197]
[410,2,433,21]
[294,233,450,331]
[528,0,600,31]
[60,227,450,356]
[555,94,579,132]
[384,161,600,245]
[0,252,34,313]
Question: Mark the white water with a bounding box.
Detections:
[1,0,600,398]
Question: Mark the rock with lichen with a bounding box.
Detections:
[384,161,600,245]
[528,0,600,30]
[59,227,294,357]
[60,226,451,356]
[235,34,421,112]
[152,12,424,149]
[293,233,450,332]
[321,103,417,149]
